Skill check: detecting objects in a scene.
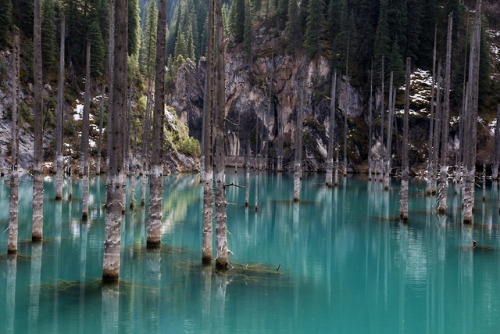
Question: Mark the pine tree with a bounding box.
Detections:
[373,0,390,78]
[286,0,301,49]
[231,0,245,43]
[174,31,187,60]
[128,0,140,57]
[303,0,324,58]
[186,24,196,60]
[140,0,157,77]
[88,19,105,77]
[387,39,404,86]
[0,0,12,50]
[243,0,252,54]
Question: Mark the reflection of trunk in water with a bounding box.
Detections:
[6,256,17,334]
[29,243,42,331]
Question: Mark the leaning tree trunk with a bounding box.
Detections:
[493,104,500,180]
[214,0,229,271]
[293,74,304,202]
[400,58,411,221]
[55,16,65,200]
[81,43,91,221]
[32,0,44,242]
[326,69,337,187]
[462,0,482,224]
[96,84,105,175]
[438,13,453,215]
[147,0,167,249]
[202,0,215,265]
[384,72,394,191]
[8,28,20,255]
[102,0,127,282]
[426,25,438,195]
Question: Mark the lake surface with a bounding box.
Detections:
[1,172,500,333]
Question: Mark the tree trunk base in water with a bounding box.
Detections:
[129,203,134,209]
[7,248,17,255]
[202,255,212,266]
[147,240,161,249]
[384,185,389,191]
[400,214,408,223]
[438,206,446,215]
[463,217,473,224]
[141,200,145,206]
[82,213,88,221]
[32,234,42,242]
[293,198,300,203]
[102,271,119,283]
[55,195,62,201]
[215,258,229,271]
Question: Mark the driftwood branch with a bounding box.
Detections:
[225,183,246,188]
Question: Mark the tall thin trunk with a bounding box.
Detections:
[432,63,443,195]
[141,90,152,206]
[277,97,284,172]
[343,108,348,176]
[214,0,229,270]
[438,13,453,214]
[96,84,105,175]
[427,25,438,195]
[326,69,337,187]
[8,28,20,254]
[55,16,65,200]
[147,0,167,248]
[457,15,470,185]
[32,0,44,242]
[379,56,385,179]
[368,62,374,181]
[463,0,482,224]
[107,0,115,171]
[400,58,411,221]
[244,141,250,207]
[102,0,127,282]
[81,43,91,221]
[202,0,215,265]
[493,105,500,180]
[293,74,304,202]
[384,72,394,191]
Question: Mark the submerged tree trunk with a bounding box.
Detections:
[427,25,438,195]
[32,0,44,242]
[102,0,127,282]
[493,104,500,180]
[244,141,250,207]
[55,17,65,200]
[326,69,337,187]
[214,0,229,271]
[8,28,20,254]
[147,0,167,249]
[202,0,215,265]
[81,43,91,221]
[293,74,304,202]
[438,13,453,215]
[400,58,411,221]
[96,85,106,175]
[384,72,394,191]
[463,0,482,224]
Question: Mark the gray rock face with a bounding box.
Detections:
[169,45,365,170]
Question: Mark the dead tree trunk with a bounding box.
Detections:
[462,0,482,224]
[426,25,438,195]
[493,104,500,180]
[147,0,167,249]
[368,63,374,181]
[202,0,215,265]
[81,42,91,221]
[8,27,20,254]
[379,56,385,180]
[400,58,411,221]
[32,0,44,242]
[326,69,337,187]
[438,13,453,215]
[102,0,127,282]
[55,16,65,200]
[384,72,394,191]
[432,62,443,196]
[96,84,105,175]
[244,141,250,207]
[293,74,304,202]
[214,0,229,271]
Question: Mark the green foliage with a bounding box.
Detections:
[19,102,34,127]
[12,0,32,39]
[303,0,325,58]
[286,0,301,49]
[174,31,188,60]
[128,0,141,57]
[41,0,57,70]
[0,0,12,50]
[387,39,404,87]
[88,19,105,77]
[140,0,157,77]
[231,0,246,43]
[165,106,200,157]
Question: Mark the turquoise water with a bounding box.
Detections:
[1,172,500,333]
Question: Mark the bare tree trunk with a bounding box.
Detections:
[214,0,229,270]
[82,43,91,221]
[293,75,304,202]
[96,85,105,175]
[379,56,385,180]
[493,105,500,180]
[384,72,394,191]
[141,90,152,206]
[55,16,65,200]
[432,63,443,196]
[343,109,348,176]
[8,28,20,254]
[202,0,215,265]
[147,0,167,249]
[102,0,127,282]
[326,69,337,187]
[244,141,250,207]
[368,62,374,181]
[463,0,482,224]
[438,13,453,215]
[32,0,44,242]
[426,25,438,195]
[400,58,411,221]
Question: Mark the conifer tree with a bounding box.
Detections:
[373,0,390,77]
[303,0,324,58]
[0,0,12,50]
[387,39,404,86]
[41,0,56,70]
[88,19,105,77]
[231,0,245,43]
[174,31,187,60]
[286,0,301,49]
[140,0,158,76]
[128,0,140,57]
